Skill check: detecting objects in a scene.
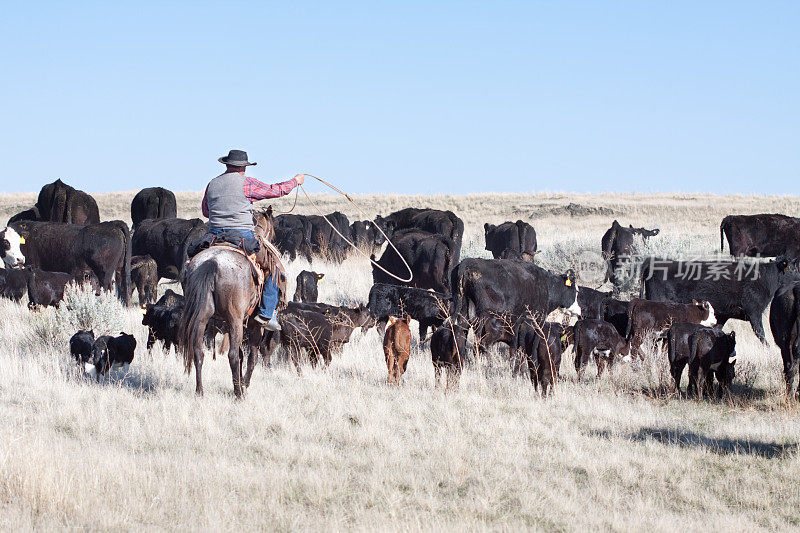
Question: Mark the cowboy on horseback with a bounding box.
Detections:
[201,149,304,330]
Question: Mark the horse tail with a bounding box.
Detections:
[180,260,217,373]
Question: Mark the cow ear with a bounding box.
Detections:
[484,223,490,231]
[317,273,324,280]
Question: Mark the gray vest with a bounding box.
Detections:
[205,172,254,231]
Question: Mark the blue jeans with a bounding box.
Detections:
[209,228,279,319]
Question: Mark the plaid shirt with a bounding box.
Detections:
[202,174,298,217]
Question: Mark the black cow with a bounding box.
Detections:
[430,323,469,389]
[132,218,207,280]
[666,321,709,392]
[368,283,451,338]
[293,270,324,303]
[350,220,386,253]
[285,301,374,332]
[601,297,630,337]
[769,281,800,398]
[640,257,797,343]
[372,229,457,294]
[573,319,630,380]
[27,269,75,308]
[688,328,736,399]
[307,212,350,261]
[0,268,29,301]
[143,304,182,351]
[155,288,184,308]
[131,255,158,306]
[626,299,716,357]
[278,305,372,369]
[601,220,659,284]
[450,258,581,334]
[273,214,312,261]
[9,179,100,225]
[143,289,185,350]
[10,220,132,305]
[131,187,178,229]
[513,319,571,394]
[89,333,136,379]
[69,330,95,367]
[484,220,537,260]
[374,208,464,264]
[720,214,800,258]
[577,286,613,319]
[273,212,351,262]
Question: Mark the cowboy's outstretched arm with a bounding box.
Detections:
[243,175,304,202]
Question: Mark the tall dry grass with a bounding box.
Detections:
[1,191,800,530]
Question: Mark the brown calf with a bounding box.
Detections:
[383,316,411,385]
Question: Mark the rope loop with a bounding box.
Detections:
[276,174,414,284]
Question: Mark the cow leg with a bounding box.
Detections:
[671,360,686,394]
[596,354,606,379]
[574,344,586,382]
[227,326,244,398]
[386,349,396,384]
[433,363,442,389]
[694,366,706,401]
[147,329,156,351]
[785,358,800,400]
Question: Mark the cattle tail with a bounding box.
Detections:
[180,260,217,373]
[110,220,133,307]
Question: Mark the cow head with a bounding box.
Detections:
[693,299,717,327]
[0,227,25,269]
[629,224,660,239]
[373,215,395,239]
[349,303,376,332]
[712,331,737,387]
[561,269,582,316]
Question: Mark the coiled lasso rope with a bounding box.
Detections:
[275,174,413,283]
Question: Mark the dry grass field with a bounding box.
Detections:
[2,190,800,530]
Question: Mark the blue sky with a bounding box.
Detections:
[0,1,797,194]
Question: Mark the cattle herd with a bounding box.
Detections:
[4,179,800,400]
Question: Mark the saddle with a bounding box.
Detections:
[189,230,288,317]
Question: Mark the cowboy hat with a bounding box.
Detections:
[218,149,257,166]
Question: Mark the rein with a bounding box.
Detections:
[274,174,413,284]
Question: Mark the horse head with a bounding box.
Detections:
[253,206,275,243]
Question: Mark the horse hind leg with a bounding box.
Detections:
[227,325,244,398]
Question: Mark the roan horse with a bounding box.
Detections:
[180,208,277,397]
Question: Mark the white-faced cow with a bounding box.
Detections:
[601,220,659,284]
[0,226,25,269]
